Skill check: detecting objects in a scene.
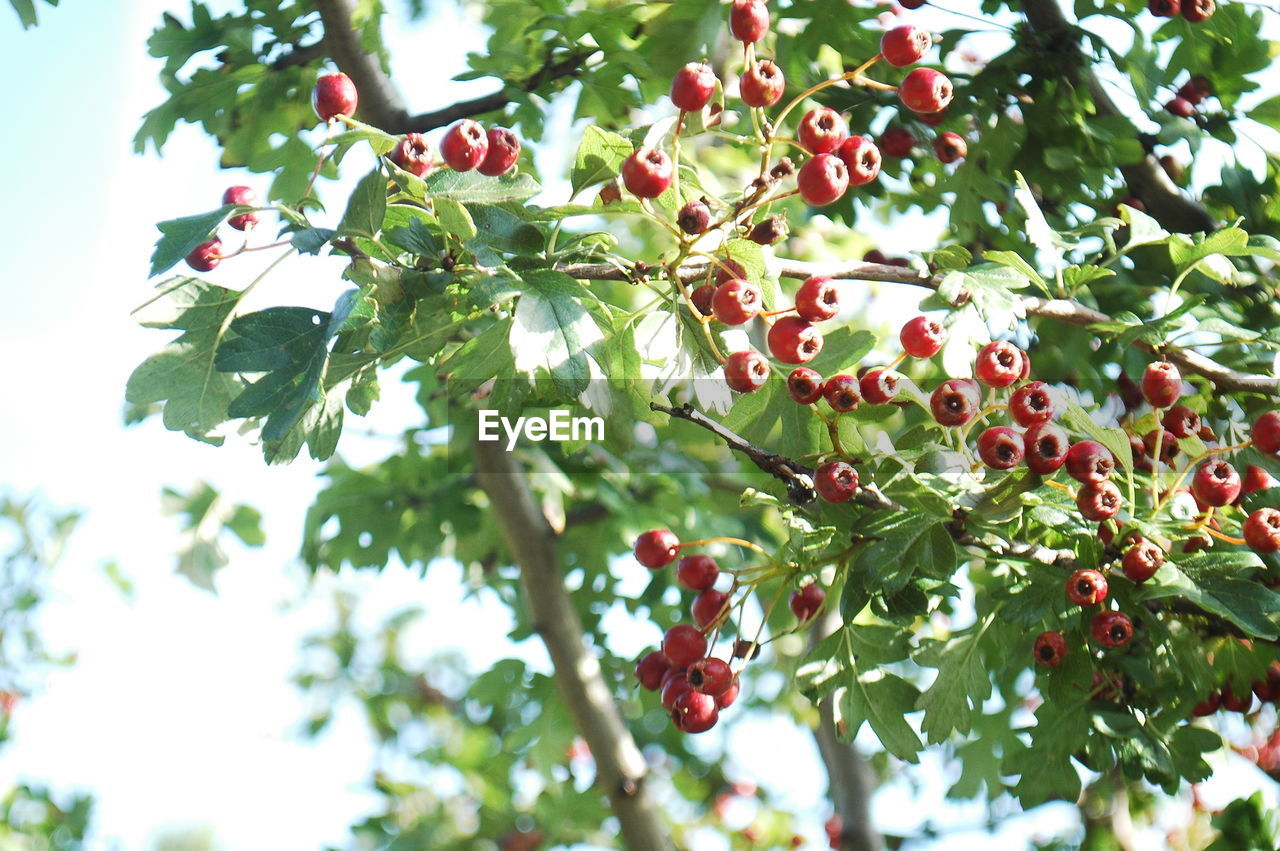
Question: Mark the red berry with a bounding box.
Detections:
[598,180,623,206]
[1065,441,1115,483]
[900,316,945,358]
[713,278,763,325]
[1161,405,1200,439]
[671,61,717,112]
[823,374,861,413]
[790,583,825,621]
[1221,682,1253,713]
[1244,508,1280,553]
[687,658,734,697]
[635,529,680,568]
[440,119,489,172]
[661,673,693,711]
[1122,538,1164,583]
[974,340,1025,388]
[918,109,947,127]
[795,276,841,321]
[1243,465,1275,495]
[714,259,747,287]
[836,136,882,186]
[1144,429,1179,465]
[1098,520,1117,547]
[222,185,259,230]
[930,378,981,426]
[1091,611,1134,648]
[477,128,521,176]
[934,131,967,163]
[797,154,849,206]
[1253,412,1280,454]
[1066,568,1109,605]
[860,369,901,405]
[977,426,1024,470]
[662,624,708,668]
[729,0,770,42]
[1251,661,1280,702]
[186,238,222,272]
[717,680,741,708]
[1077,480,1122,521]
[748,215,787,246]
[1178,76,1213,104]
[312,72,358,121]
[799,108,849,155]
[621,147,674,198]
[879,128,916,158]
[690,283,716,317]
[1166,97,1196,119]
[1192,460,1241,507]
[880,25,932,67]
[1009,381,1056,426]
[724,350,771,393]
[1191,692,1220,716]
[389,133,436,178]
[767,316,824,364]
[732,639,761,661]
[1142,362,1182,409]
[814,461,859,503]
[787,367,825,404]
[692,589,729,628]
[1182,0,1214,21]
[676,555,720,592]
[1149,0,1180,15]
[898,68,953,114]
[1025,422,1070,474]
[672,689,719,733]
[1033,630,1067,667]
[899,0,926,7]
[678,200,712,235]
[740,60,786,108]
[635,651,671,691]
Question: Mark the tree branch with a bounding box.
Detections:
[473,440,672,849]
[559,259,1278,397]
[1018,0,1215,233]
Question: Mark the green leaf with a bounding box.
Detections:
[841,672,923,763]
[570,126,633,196]
[434,198,477,241]
[510,271,598,398]
[424,169,542,204]
[804,328,875,377]
[149,208,230,277]
[855,512,957,594]
[915,620,994,743]
[292,228,337,255]
[1248,95,1280,131]
[1119,205,1172,248]
[125,278,244,443]
[983,250,1047,292]
[10,0,38,28]
[1061,401,1133,473]
[339,170,388,238]
[1138,565,1280,639]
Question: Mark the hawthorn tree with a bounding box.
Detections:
[20,0,1280,844]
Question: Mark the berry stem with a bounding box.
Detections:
[1200,526,1246,546]
[681,536,774,559]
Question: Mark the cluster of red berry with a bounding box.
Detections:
[185,72,520,274]
[617,3,959,211]
[1165,75,1213,119]
[1193,658,1280,717]
[1149,0,1215,22]
[630,529,826,734]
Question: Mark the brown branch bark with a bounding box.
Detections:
[1017,0,1215,234]
[559,259,1279,397]
[474,440,672,849]
[812,609,883,851]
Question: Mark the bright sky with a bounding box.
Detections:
[0,1,1277,849]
